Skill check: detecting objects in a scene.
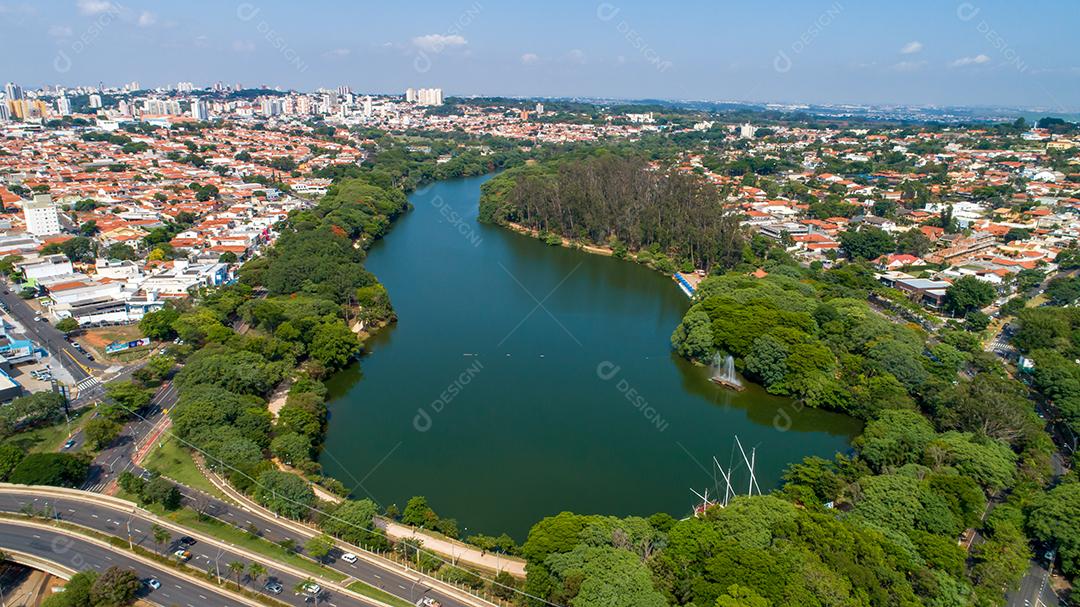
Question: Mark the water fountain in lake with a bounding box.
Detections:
[709,353,744,391]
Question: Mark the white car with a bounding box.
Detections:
[303,583,322,595]
[144,577,161,590]
[341,552,358,564]
[418,598,442,607]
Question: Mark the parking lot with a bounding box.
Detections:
[6,359,58,394]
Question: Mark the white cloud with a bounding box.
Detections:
[232,40,256,53]
[76,0,114,15]
[323,48,351,58]
[892,60,926,72]
[565,49,586,64]
[900,41,923,55]
[137,10,156,26]
[520,52,539,65]
[411,33,467,53]
[950,54,991,68]
[48,24,73,38]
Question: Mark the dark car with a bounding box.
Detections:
[178,536,196,547]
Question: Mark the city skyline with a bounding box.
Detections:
[1,0,1078,110]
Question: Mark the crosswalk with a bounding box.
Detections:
[76,376,101,392]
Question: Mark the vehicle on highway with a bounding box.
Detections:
[144,577,161,590]
[418,598,442,607]
[263,581,283,594]
[178,536,196,547]
[62,439,76,450]
[341,552,358,563]
[173,549,192,561]
[33,315,42,322]
[302,582,322,595]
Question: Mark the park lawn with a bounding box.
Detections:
[6,409,89,454]
[346,581,415,607]
[142,437,229,501]
[162,508,347,582]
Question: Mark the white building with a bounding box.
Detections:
[56,96,72,116]
[17,254,73,282]
[89,94,102,108]
[191,99,209,121]
[405,88,416,103]
[23,194,61,236]
[739,123,756,139]
[416,88,443,106]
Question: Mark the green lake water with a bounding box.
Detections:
[322,174,861,540]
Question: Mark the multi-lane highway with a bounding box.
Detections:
[0,485,479,607]
[78,380,175,492]
[0,490,405,607]
[0,519,252,607]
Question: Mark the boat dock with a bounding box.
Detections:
[673,272,703,298]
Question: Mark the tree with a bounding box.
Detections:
[89,566,141,607]
[308,321,360,370]
[142,476,183,510]
[305,534,335,563]
[151,524,170,554]
[226,560,245,587]
[1028,482,1080,577]
[715,584,770,607]
[857,409,936,471]
[253,470,314,519]
[401,496,439,528]
[42,571,96,607]
[895,229,932,257]
[322,499,379,545]
[944,276,995,315]
[1046,276,1080,306]
[247,561,267,586]
[492,570,518,600]
[106,243,138,261]
[84,417,121,450]
[840,227,895,260]
[55,317,80,334]
[139,306,180,340]
[78,220,99,236]
[270,432,312,466]
[8,453,88,487]
[0,443,25,481]
[104,381,153,414]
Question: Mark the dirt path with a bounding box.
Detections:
[377,519,526,577]
[266,380,291,419]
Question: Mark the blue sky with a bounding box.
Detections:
[2,0,1078,108]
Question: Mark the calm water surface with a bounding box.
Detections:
[322,174,861,539]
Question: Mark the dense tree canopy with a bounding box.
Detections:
[481,154,744,272]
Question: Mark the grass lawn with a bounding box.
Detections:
[142,437,229,501]
[346,581,415,607]
[161,508,347,582]
[5,409,89,454]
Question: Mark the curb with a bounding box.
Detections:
[0,517,268,607]
[0,485,397,607]
[196,463,501,607]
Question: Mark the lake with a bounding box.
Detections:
[321,174,861,540]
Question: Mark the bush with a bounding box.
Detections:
[9,453,88,487]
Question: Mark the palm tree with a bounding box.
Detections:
[151,524,170,554]
[246,562,266,587]
[226,561,245,588]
